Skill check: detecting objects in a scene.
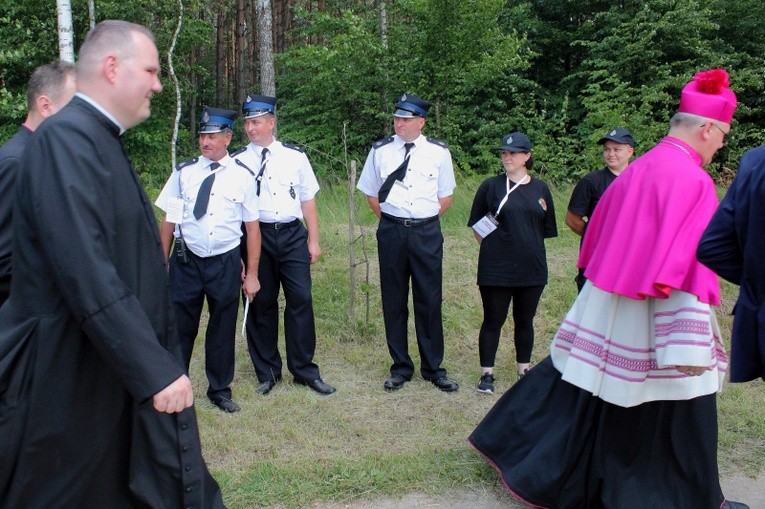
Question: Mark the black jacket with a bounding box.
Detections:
[697,144,765,383]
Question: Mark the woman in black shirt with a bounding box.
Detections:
[468,132,557,394]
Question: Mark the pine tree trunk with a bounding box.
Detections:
[215,6,225,106]
[256,0,276,97]
[236,0,246,106]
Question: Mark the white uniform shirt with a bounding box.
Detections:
[236,140,319,223]
[357,134,456,218]
[156,154,259,257]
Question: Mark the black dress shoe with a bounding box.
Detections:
[295,378,336,395]
[256,378,280,395]
[723,501,750,509]
[384,373,410,391]
[210,396,241,413]
[431,376,459,392]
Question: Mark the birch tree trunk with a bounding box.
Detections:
[168,0,184,169]
[56,0,75,62]
[88,0,96,30]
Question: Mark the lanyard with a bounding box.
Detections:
[495,174,528,216]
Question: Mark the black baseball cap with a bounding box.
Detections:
[598,128,635,147]
[498,132,532,152]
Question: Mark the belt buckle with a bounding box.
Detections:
[273,222,282,230]
[403,218,413,227]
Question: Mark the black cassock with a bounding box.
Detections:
[0,96,225,508]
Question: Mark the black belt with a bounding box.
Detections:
[381,213,438,227]
[260,219,300,230]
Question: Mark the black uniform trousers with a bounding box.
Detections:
[377,214,446,380]
[245,220,320,383]
[169,245,241,400]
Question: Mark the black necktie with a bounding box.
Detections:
[193,162,219,219]
[378,142,414,203]
[256,148,269,196]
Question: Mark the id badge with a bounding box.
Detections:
[385,180,409,209]
[165,197,185,224]
[471,213,499,238]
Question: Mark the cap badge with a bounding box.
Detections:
[610,130,617,136]
[202,111,210,122]
[507,136,513,144]
[246,95,252,102]
[400,94,407,102]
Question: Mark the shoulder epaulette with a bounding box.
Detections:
[229,146,247,157]
[234,158,255,176]
[283,142,306,153]
[372,136,394,149]
[175,157,198,171]
[426,136,449,149]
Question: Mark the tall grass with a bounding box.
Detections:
[182,176,765,509]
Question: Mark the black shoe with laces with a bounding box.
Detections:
[477,373,495,394]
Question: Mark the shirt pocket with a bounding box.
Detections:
[277,169,301,199]
[222,188,245,221]
[409,167,438,196]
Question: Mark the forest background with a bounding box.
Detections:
[1,0,764,185]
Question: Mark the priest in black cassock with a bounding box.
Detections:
[0,20,225,508]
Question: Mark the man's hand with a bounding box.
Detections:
[676,365,708,376]
[152,374,194,413]
[308,240,321,264]
[243,273,260,301]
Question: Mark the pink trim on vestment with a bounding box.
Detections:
[467,438,550,509]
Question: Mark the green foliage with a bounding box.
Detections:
[277,9,388,182]
[1,0,765,181]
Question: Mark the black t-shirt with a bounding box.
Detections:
[468,174,558,287]
[567,167,618,239]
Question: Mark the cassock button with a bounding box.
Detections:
[181,423,188,430]
[185,466,191,472]
[185,487,192,493]
[182,445,189,452]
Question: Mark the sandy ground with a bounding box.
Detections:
[307,472,764,509]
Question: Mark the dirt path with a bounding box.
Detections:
[308,472,764,509]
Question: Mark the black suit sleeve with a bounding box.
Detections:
[696,155,752,286]
[24,115,183,402]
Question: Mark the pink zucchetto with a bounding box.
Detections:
[678,68,737,124]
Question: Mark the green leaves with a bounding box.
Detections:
[1,0,764,180]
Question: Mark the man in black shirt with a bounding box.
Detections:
[566,128,635,291]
